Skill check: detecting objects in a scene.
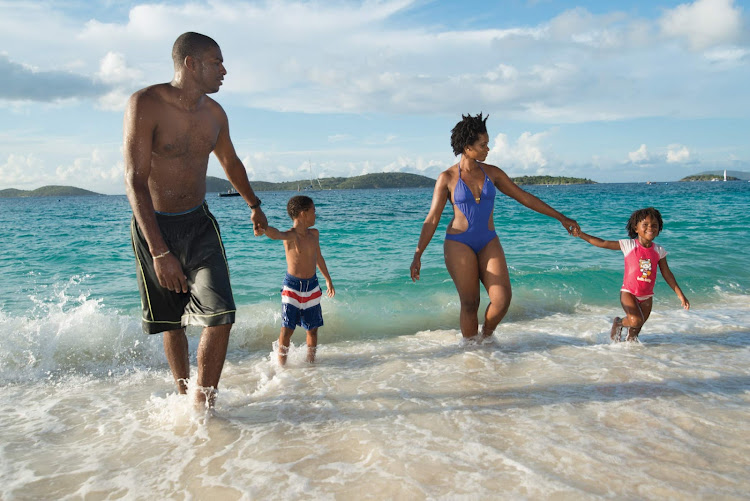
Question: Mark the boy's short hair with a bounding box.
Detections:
[626,207,663,239]
[287,195,314,220]
[450,113,489,156]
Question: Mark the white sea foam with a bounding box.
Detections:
[2,285,749,498]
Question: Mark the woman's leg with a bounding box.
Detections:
[444,239,481,338]
[478,238,512,337]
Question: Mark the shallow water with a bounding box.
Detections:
[1,182,749,498]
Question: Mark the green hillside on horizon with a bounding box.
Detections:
[208,172,596,193]
[0,185,102,198]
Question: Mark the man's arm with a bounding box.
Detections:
[212,106,267,235]
[123,91,187,293]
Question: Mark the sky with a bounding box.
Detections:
[1,0,748,194]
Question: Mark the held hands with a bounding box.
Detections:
[251,208,268,236]
[561,217,580,236]
[154,252,188,293]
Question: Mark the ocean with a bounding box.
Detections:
[1,181,748,499]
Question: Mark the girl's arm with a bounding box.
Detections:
[316,236,335,298]
[488,166,579,235]
[658,257,690,310]
[264,225,295,241]
[575,231,620,250]
[410,171,451,282]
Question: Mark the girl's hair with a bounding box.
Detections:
[450,113,489,156]
[626,207,663,239]
[287,195,314,219]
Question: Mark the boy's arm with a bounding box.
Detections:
[264,225,296,241]
[315,235,335,298]
[575,230,620,250]
[659,257,690,310]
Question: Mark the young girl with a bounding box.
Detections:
[574,207,690,342]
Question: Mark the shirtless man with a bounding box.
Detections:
[124,32,266,408]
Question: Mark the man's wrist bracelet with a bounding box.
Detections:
[249,198,262,210]
[153,250,170,259]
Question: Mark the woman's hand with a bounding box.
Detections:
[410,255,421,282]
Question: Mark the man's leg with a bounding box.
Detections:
[195,323,232,408]
[163,328,190,394]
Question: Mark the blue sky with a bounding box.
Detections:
[1,0,748,194]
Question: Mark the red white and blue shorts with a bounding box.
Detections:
[281,273,324,330]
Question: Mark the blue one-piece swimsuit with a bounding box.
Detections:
[444,164,497,254]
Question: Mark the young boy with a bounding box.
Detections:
[573,207,689,342]
[264,196,335,364]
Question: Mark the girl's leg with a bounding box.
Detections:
[625,297,652,341]
[305,328,318,363]
[278,326,294,365]
[620,292,646,341]
[477,238,512,337]
[444,239,481,338]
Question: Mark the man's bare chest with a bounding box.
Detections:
[152,110,220,159]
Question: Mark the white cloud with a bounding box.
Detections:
[487,131,550,173]
[660,0,743,50]
[0,153,47,187]
[666,145,690,163]
[629,144,650,163]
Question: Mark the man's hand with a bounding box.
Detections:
[251,208,268,236]
[154,253,188,293]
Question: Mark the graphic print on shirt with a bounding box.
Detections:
[637,258,653,283]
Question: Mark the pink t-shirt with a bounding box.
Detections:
[620,239,667,299]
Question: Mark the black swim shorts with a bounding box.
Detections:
[130,202,236,334]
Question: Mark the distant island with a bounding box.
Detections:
[208,172,596,193]
[0,185,102,198]
[680,170,749,182]
[1,172,598,199]
[680,174,741,182]
[511,175,595,185]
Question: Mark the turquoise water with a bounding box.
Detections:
[1,182,749,498]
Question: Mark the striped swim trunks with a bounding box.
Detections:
[281,273,324,330]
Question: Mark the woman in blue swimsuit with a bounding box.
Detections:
[410,113,580,340]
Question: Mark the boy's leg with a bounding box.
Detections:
[619,292,645,341]
[305,328,319,363]
[163,328,190,394]
[195,323,232,408]
[626,298,652,341]
[278,327,295,365]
